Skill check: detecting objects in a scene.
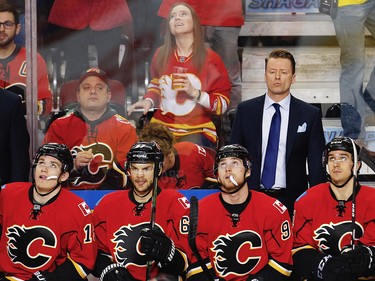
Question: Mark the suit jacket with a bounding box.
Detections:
[230,94,326,210]
[0,89,30,184]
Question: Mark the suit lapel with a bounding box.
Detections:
[256,95,266,158]
[286,96,300,161]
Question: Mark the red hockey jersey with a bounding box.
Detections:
[187,191,293,280]
[293,183,375,255]
[145,48,230,144]
[159,142,216,190]
[0,46,52,115]
[93,188,191,280]
[0,183,97,280]
[44,109,138,190]
[48,0,132,30]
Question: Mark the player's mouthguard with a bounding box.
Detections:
[229,175,238,186]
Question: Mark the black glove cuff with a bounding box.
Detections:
[100,263,127,281]
[164,239,175,265]
[313,254,332,280]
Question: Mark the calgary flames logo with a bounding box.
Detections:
[314,221,363,255]
[211,230,262,278]
[6,225,57,269]
[111,222,164,267]
[71,143,114,187]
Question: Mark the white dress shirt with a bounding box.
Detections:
[261,94,290,189]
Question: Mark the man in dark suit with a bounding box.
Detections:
[230,49,326,215]
[0,88,30,184]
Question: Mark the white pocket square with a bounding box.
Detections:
[297,122,307,133]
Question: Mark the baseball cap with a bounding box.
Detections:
[79,68,108,84]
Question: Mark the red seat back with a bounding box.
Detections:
[59,79,126,116]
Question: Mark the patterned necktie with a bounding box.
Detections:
[261,103,281,189]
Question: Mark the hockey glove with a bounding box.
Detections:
[0,272,8,281]
[152,273,179,281]
[342,245,375,277]
[140,227,175,266]
[27,271,57,281]
[311,254,354,281]
[99,263,136,281]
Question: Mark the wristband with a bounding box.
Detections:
[195,90,202,102]
[144,98,154,108]
[100,263,127,281]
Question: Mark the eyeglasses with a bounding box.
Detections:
[327,155,350,164]
[36,160,61,170]
[0,21,16,29]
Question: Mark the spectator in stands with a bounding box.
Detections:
[128,3,231,150]
[158,0,243,146]
[47,0,132,82]
[0,88,30,184]
[330,1,375,140]
[158,0,243,110]
[43,67,138,190]
[0,1,52,116]
[139,122,217,189]
[230,48,326,215]
[186,144,293,280]
[292,137,375,280]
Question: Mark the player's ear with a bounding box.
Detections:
[357,160,362,172]
[59,171,69,182]
[245,169,251,179]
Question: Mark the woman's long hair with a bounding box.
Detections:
[156,3,207,74]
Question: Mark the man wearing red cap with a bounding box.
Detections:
[43,67,138,190]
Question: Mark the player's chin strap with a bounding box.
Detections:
[33,183,61,197]
[31,164,62,197]
[218,171,248,194]
[327,173,354,188]
[132,186,153,199]
[329,138,361,189]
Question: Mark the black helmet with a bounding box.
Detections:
[33,143,74,173]
[322,137,360,166]
[214,144,251,175]
[125,141,164,176]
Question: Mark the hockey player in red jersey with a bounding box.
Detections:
[44,67,138,190]
[186,144,293,280]
[93,141,190,280]
[0,143,97,281]
[0,2,52,116]
[139,123,217,189]
[292,137,375,281]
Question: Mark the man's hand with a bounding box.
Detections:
[312,254,355,281]
[342,245,375,277]
[74,149,93,170]
[140,227,175,266]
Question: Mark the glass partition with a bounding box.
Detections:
[18,0,375,190]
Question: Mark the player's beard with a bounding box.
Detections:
[0,31,16,47]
